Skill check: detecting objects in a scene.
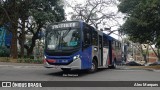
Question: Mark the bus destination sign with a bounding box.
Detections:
[52,22,79,29]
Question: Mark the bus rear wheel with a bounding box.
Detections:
[89,59,98,73]
[61,68,71,72]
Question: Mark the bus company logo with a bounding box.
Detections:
[2,82,11,87]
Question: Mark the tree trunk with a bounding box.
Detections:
[143,54,147,64]
[10,0,19,59]
[157,47,160,61]
[20,18,25,58]
[158,55,160,61]
[26,35,37,57]
[24,24,42,58]
[150,44,160,62]
[10,24,18,59]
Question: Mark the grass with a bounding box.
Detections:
[0,57,43,64]
[0,57,10,62]
[17,58,43,64]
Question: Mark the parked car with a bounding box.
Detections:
[148,61,160,66]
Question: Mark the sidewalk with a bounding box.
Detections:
[126,65,160,72]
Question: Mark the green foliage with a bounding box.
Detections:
[23,0,65,56]
[17,58,43,64]
[118,0,141,15]
[17,54,42,63]
[0,46,10,57]
[0,0,65,57]
[1,0,65,24]
[29,0,65,24]
[118,0,160,46]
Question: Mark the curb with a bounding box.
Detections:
[0,62,43,68]
[128,68,160,72]
[0,64,44,68]
[118,66,160,72]
[153,70,160,72]
[145,69,160,72]
[0,62,42,65]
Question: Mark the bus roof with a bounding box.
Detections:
[50,20,120,42]
[103,33,119,42]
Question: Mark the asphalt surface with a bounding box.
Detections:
[0,62,160,90]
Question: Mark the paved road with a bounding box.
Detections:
[0,62,160,90]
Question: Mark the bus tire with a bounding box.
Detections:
[61,68,71,72]
[88,59,98,73]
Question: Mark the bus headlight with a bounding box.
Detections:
[73,55,80,60]
[43,55,47,63]
[44,55,47,59]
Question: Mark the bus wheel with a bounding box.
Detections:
[89,59,98,73]
[61,68,71,72]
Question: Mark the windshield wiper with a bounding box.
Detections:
[59,28,71,49]
[61,28,71,39]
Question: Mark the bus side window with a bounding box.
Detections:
[112,41,114,46]
[103,37,108,47]
[83,26,91,48]
[116,41,118,47]
[92,30,98,46]
[119,43,122,49]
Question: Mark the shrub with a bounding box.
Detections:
[0,46,10,57]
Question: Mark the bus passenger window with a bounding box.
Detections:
[83,27,91,47]
[112,41,114,46]
[103,37,108,47]
[119,43,121,49]
[116,42,118,47]
[92,31,98,46]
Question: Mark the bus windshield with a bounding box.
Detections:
[46,28,81,51]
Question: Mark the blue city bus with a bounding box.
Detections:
[44,21,122,72]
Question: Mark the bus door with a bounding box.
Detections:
[108,40,112,65]
[99,35,103,66]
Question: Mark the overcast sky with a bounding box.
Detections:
[64,0,125,40]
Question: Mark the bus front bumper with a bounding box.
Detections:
[44,58,81,70]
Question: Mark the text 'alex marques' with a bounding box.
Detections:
[134,82,159,87]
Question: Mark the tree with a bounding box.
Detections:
[66,0,120,29]
[0,0,65,58]
[118,0,160,61]
[118,0,141,15]
[18,0,65,57]
[0,0,20,59]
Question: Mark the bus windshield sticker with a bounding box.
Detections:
[69,41,78,46]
